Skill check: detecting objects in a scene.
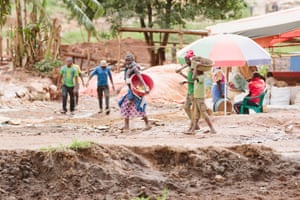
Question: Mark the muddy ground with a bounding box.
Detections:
[0,93,300,199]
[0,143,299,200]
[0,68,299,199]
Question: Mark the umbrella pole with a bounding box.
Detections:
[224,83,227,115]
[224,67,228,116]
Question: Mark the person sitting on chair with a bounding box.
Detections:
[211,67,225,104]
[234,72,265,114]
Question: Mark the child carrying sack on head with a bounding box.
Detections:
[186,57,216,135]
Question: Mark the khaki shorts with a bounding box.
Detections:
[192,98,207,120]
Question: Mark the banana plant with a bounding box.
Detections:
[62,0,104,41]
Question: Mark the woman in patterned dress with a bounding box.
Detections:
[118,54,151,131]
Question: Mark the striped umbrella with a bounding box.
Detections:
[177,34,271,66]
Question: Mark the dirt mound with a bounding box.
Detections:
[81,64,187,104]
[0,144,299,199]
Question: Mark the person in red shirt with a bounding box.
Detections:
[234,72,265,114]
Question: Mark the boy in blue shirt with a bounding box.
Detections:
[86,60,115,114]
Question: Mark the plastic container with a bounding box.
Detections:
[131,73,154,97]
[213,98,233,113]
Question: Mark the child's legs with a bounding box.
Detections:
[190,98,200,131]
[74,84,79,105]
[142,116,151,130]
[184,94,192,119]
[198,100,216,133]
[121,118,130,130]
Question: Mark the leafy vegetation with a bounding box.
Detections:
[40,144,67,152]
[40,139,91,152]
[0,0,11,27]
[69,139,91,151]
[100,0,247,65]
[271,46,300,54]
[258,65,268,77]
[62,0,103,41]
[34,58,63,74]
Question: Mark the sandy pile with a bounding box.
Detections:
[80,64,188,104]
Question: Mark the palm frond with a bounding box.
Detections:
[63,0,96,31]
[63,0,103,32]
[30,0,51,25]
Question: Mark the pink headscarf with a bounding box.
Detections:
[185,50,194,59]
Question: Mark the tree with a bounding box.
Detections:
[13,0,54,68]
[62,0,103,41]
[1,0,63,69]
[101,0,247,66]
[0,0,11,27]
[0,0,11,62]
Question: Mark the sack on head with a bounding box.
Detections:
[191,56,214,71]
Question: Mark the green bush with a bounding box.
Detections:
[34,58,63,74]
[40,139,91,152]
[69,139,91,151]
[131,188,168,200]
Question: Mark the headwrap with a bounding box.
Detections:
[185,50,194,59]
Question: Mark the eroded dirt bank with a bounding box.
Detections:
[0,144,299,200]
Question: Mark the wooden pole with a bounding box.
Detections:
[179,32,183,49]
[117,32,122,72]
[23,0,27,28]
[15,0,24,68]
[0,35,2,61]
[53,25,61,59]
[6,38,9,58]
[87,49,91,73]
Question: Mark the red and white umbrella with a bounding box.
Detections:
[177,33,271,66]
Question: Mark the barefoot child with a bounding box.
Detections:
[186,64,216,134]
[176,50,194,120]
[176,50,200,131]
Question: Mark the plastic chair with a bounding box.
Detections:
[240,90,267,114]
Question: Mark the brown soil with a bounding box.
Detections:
[0,144,299,200]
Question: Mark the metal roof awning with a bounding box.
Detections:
[207,7,300,47]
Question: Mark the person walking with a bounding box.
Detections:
[175,50,195,119]
[118,54,151,131]
[72,62,85,107]
[176,50,201,131]
[186,62,216,134]
[57,57,79,114]
[86,60,115,115]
